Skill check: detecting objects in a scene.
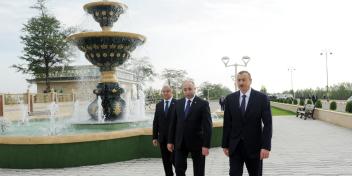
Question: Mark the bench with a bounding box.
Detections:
[296,104,315,120]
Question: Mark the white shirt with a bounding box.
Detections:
[164,97,173,110]
[239,88,251,111]
[184,95,195,110]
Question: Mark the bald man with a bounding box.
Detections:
[153,85,176,176]
[167,80,212,176]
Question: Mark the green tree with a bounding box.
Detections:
[198,82,232,100]
[161,69,188,98]
[260,86,267,94]
[144,87,162,105]
[288,82,352,100]
[12,0,75,92]
[123,57,156,98]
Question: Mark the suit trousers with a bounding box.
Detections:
[160,142,175,176]
[229,140,263,176]
[174,140,205,176]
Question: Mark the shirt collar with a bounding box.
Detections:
[240,88,251,97]
[164,97,173,102]
[186,95,196,102]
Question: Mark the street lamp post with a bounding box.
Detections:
[320,50,332,101]
[288,67,296,98]
[221,56,251,91]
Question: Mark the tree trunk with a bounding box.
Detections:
[44,59,50,92]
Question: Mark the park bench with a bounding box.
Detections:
[296,104,315,120]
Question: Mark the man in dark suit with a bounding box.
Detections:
[167,80,212,176]
[222,71,272,176]
[153,85,177,176]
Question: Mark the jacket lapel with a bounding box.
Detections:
[179,98,186,119]
[233,91,240,113]
[166,99,176,117]
[159,101,166,118]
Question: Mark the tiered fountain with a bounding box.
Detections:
[68,1,146,121]
[0,1,223,169]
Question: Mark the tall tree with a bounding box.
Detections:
[161,69,188,98]
[198,82,232,100]
[12,0,75,92]
[123,56,156,98]
[260,85,268,95]
[283,82,352,100]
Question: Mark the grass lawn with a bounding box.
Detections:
[271,107,295,116]
[214,107,295,117]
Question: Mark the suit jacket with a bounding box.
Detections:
[168,96,212,151]
[153,98,176,144]
[222,89,272,157]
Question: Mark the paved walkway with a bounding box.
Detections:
[1,116,352,176]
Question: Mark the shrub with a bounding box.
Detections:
[346,101,352,113]
[315,100,322,108]
[307,99,312,104]
[286,99,293,104]
[299,99,305,106]
[330,101,337,110]
[293,99,298,105]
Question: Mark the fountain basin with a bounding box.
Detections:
[0,121,223,168]
[68,32,145,72]
[0,118,151,136]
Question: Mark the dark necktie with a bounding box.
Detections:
[164,100,169,115]
[184,99,191,119]
[240,95,246,116]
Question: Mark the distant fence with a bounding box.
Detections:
[3,92,75,105]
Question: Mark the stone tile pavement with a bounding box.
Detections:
[0,116,351,176]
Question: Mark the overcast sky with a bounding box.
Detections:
[0,0,351,93]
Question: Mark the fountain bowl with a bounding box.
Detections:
[68,32,145,72]
[84,1,128,31]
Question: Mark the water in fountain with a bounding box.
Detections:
[18,99,29,126]
[48,101,60,135]
[71,100,81,121]
[0,117,11,134]
[126,89,147,121]
[96,96,105,123]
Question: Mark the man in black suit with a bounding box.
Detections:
[222,71,272,176]
[153,85,177,176]
[167,80,212,176]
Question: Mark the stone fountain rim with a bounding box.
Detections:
[83,1,128,12]
[67,31,146,43]
[0,127,152,145]
[0,121,223,145]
